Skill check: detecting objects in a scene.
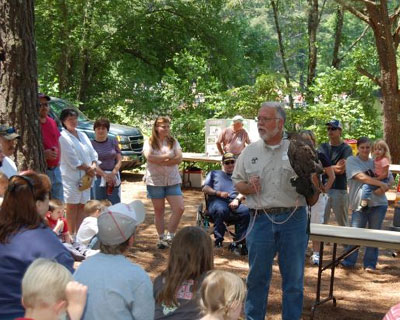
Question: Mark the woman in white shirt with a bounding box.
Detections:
[143,116,184,249]
[59,109,98,235]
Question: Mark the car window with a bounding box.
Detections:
[49,100,88,122]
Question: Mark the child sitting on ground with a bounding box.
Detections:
[199,270,246,320]
[76,200,104,249]
[45,199,72,243]
[154,226,214,319]
[18,258,87,320]
[360,139,391,209]
[0,172,8,206]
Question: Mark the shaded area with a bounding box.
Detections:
[121,173,400,319]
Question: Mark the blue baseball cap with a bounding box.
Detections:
[325,120,342,129]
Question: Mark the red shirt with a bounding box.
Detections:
[41,116,61,167]
[45,212,69,235]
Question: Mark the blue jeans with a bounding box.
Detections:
[342,205,388,269]
[361,177,389,200]
[245,207,308,320]
[46,166,64,201]
[91,176,120,205]
[208,198,250,244]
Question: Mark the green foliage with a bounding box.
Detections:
[287,65,382,144]
[33,0,391,155]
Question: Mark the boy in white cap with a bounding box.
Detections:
[216,115,250,156]
[74,200,154,320]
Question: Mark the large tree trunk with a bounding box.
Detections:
[0,0,46,172]
[336,0,400,163]
[366,2,400,164]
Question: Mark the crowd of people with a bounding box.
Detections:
[0,95,398,320]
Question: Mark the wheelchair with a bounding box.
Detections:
[196,194,248,255]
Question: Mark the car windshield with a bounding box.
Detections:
[49,99,89,122]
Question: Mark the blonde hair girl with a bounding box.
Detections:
[200,270,246,320]
[372,139,391,164]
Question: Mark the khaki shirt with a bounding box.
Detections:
[232,138,306,209]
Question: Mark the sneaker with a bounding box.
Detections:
[165,233,174,245]
[157,238,169,249]
[364,266,376,273]
[215,241,223,248]
[310,253,320,266]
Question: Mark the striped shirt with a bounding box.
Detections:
[383,303,400,320]
[91,138,121,171]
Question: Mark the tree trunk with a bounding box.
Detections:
[331,4,344,68]
[366,1,400,163]
[0,0,46,172]
[56,0,72,94]
[336,0,400,163]
[306,0,319,90]
[270,0,294,109]
[77,0,94,110]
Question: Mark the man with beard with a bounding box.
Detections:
[232,102,308,320]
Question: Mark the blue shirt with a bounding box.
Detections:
[0,224,74,318]
[74,253,154,320]
[203,170,238,202]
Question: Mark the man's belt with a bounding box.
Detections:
[250,207,296,215]
[47,165,59,170]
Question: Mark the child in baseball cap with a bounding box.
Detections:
[73,200,155,319]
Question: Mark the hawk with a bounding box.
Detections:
[287,133,323,205]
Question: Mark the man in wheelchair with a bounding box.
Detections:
[202,153,250,254]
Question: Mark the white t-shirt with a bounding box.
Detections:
[76,216,98,246]
[0,157,17,178]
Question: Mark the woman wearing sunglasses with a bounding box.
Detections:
[143,116,184,249]
[0,172,73,320]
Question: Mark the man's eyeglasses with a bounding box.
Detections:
[39,102,49,107]
[327,127,339,131]
[223,160,235,165]
[255,117,279,123]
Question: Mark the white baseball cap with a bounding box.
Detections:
[97,200,146,245]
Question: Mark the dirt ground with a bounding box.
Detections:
[120,172,400,320]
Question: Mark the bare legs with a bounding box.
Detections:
[166,195,185,232]
[151,195,184,237]
[66,203,85,235]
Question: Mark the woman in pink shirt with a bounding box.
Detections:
[143,116,184,249]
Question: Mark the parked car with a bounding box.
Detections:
[48,97,144,171]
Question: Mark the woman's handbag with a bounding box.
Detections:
[78,174,93,191]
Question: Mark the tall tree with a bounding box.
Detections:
[270,0,294,109]
[0,0,46,171]
[306,0,319,88]
[336,0,400,163]
[331,4,344,68]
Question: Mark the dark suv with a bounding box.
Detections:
[48,97,144,171]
